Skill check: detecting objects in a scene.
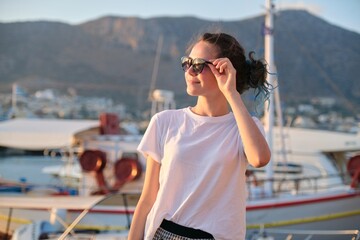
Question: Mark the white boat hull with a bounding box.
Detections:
[246,190,360,239]
[1,190,359,239]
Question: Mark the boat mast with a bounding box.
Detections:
[148,34,164,102]
[263,0,275,196]
[149,35,164,117]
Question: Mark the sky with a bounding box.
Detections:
[0,0,359,34]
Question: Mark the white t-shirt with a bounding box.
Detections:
[137,107,265,239]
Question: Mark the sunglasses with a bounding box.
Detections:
[181,56,212,75]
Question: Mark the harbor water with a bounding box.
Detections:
[0,155,63,185]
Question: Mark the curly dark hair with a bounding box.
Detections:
[188,32,270,99]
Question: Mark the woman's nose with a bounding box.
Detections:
[187,65,198,76]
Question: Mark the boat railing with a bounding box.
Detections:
[247,172,355,199]
[248,228,359,240]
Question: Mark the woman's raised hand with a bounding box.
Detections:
[208,58,238,97]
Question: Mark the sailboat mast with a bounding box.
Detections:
[148,35,164,101]
[264,0,276,196]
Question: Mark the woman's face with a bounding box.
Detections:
[185,41,221,97]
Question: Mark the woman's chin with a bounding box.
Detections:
[186,88,200,96]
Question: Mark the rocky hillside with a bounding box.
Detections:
[0,10,359,112]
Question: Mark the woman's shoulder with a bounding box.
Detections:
[150,108,189,128]
[153,108,187,124]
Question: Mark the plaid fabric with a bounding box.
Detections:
[153,227,215,240]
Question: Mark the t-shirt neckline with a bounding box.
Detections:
[184,107,233,123]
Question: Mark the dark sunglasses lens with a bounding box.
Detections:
[182,62,191,72]
[192,58,206,74]
[192,63,205,74]
[181,57,191,72]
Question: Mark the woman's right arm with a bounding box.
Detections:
[128,156,160,240]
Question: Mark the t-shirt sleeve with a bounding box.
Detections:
[241,117,266,162]
[137,114,162,163]
[252,116,266,137]
[242,117,267,163]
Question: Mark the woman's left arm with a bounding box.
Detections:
[209,58,271,168]
[226,92,271,167]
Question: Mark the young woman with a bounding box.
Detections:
[128,32,271,239]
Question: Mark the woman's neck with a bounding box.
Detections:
[192,96,229,117]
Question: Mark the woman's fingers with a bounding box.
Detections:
[211,58,233,74]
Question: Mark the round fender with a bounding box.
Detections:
[114,158,142,181]
[347,155,360,188]
[79,150,107,172]
[112,158,142,191]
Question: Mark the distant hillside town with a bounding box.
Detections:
[0,84,358,134]
[1,84,125,120]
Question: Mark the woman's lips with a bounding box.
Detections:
[187,80,200,84]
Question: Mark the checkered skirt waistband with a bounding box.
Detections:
[153,227,215,240]
[152,219,215,240]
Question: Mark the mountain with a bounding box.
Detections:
[0,10,359,113]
